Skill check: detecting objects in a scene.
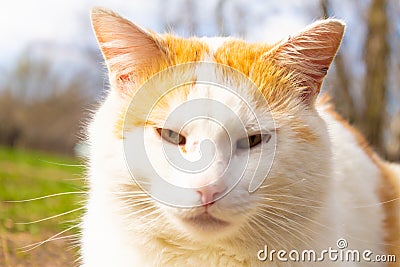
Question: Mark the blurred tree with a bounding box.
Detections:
[0,90,22,147]
[161,0,198,36]
[216,0,228,36]
[0,46,96,155]
[362,0,389,153]
[184,0,197,35]
[320,0,392,158]
[320,0,355,123]
[388,111,400,161]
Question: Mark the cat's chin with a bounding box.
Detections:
[172,210,238,241]
[181,212,230,230]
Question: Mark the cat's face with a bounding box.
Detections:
[90,8,344,244]
[122,64,277,239]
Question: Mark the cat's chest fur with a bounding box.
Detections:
[80,8,400,267]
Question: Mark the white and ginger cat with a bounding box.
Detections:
[81,8,400,267]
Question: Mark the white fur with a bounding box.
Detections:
[200,37,232,61]
[80,13,398,263]
[80,65,394,266]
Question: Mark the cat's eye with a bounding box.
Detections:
[237,133,271,149]
[156,128,186,145]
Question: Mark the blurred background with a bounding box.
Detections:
[0,0,399,266]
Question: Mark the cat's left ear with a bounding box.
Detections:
[265,19,345,103]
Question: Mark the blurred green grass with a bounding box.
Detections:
[0,146,85,235]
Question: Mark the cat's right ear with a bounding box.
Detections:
[90,8,167,95]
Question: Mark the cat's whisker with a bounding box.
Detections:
[246,215,286,249]
[20,223,81,253]
[262,204,335,233]
[111,191,148,196]
[37,159,86,167]
[111,189,147,194]
[253,211,313,249]
[256,207,323,244]
[15,207,84,225]
[257,217,315,251]
[259,172,331,190]
[117,203,154,213]
[4,192,87,203]
[256,198,328,209]
[259,182,398,209]
[123,204,158,219]
[261,205,393,247]
[21,233,80,253]
[254,193,327,205]
[274,201,327,209]
[126,213,163,233]
[111,194,151,200]
[116,201,152,209]
[112,196,152,203]
[130,212,163,230]
[116,197,153,206]
[240,217,268,243]
[134,209,161,223]
[348,197,400,209]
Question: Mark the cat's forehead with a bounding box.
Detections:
[150,78,274,135]
[120,56,276,136]
[161,35,298,111]
[120,38,281,134]
[163,34,274,73]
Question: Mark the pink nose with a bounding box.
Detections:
[197,185,226,206]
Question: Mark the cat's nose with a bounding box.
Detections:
[197,184,226,206]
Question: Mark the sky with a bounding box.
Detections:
[0,0,321,65]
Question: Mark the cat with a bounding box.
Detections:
[80,7,400,267]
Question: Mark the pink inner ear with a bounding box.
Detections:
[91,8,166,93]
[118,74,130,82]
[265,19,345,100]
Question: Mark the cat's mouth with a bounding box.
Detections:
[182,212,229,229]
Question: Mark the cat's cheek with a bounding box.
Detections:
[150,181,200,206]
